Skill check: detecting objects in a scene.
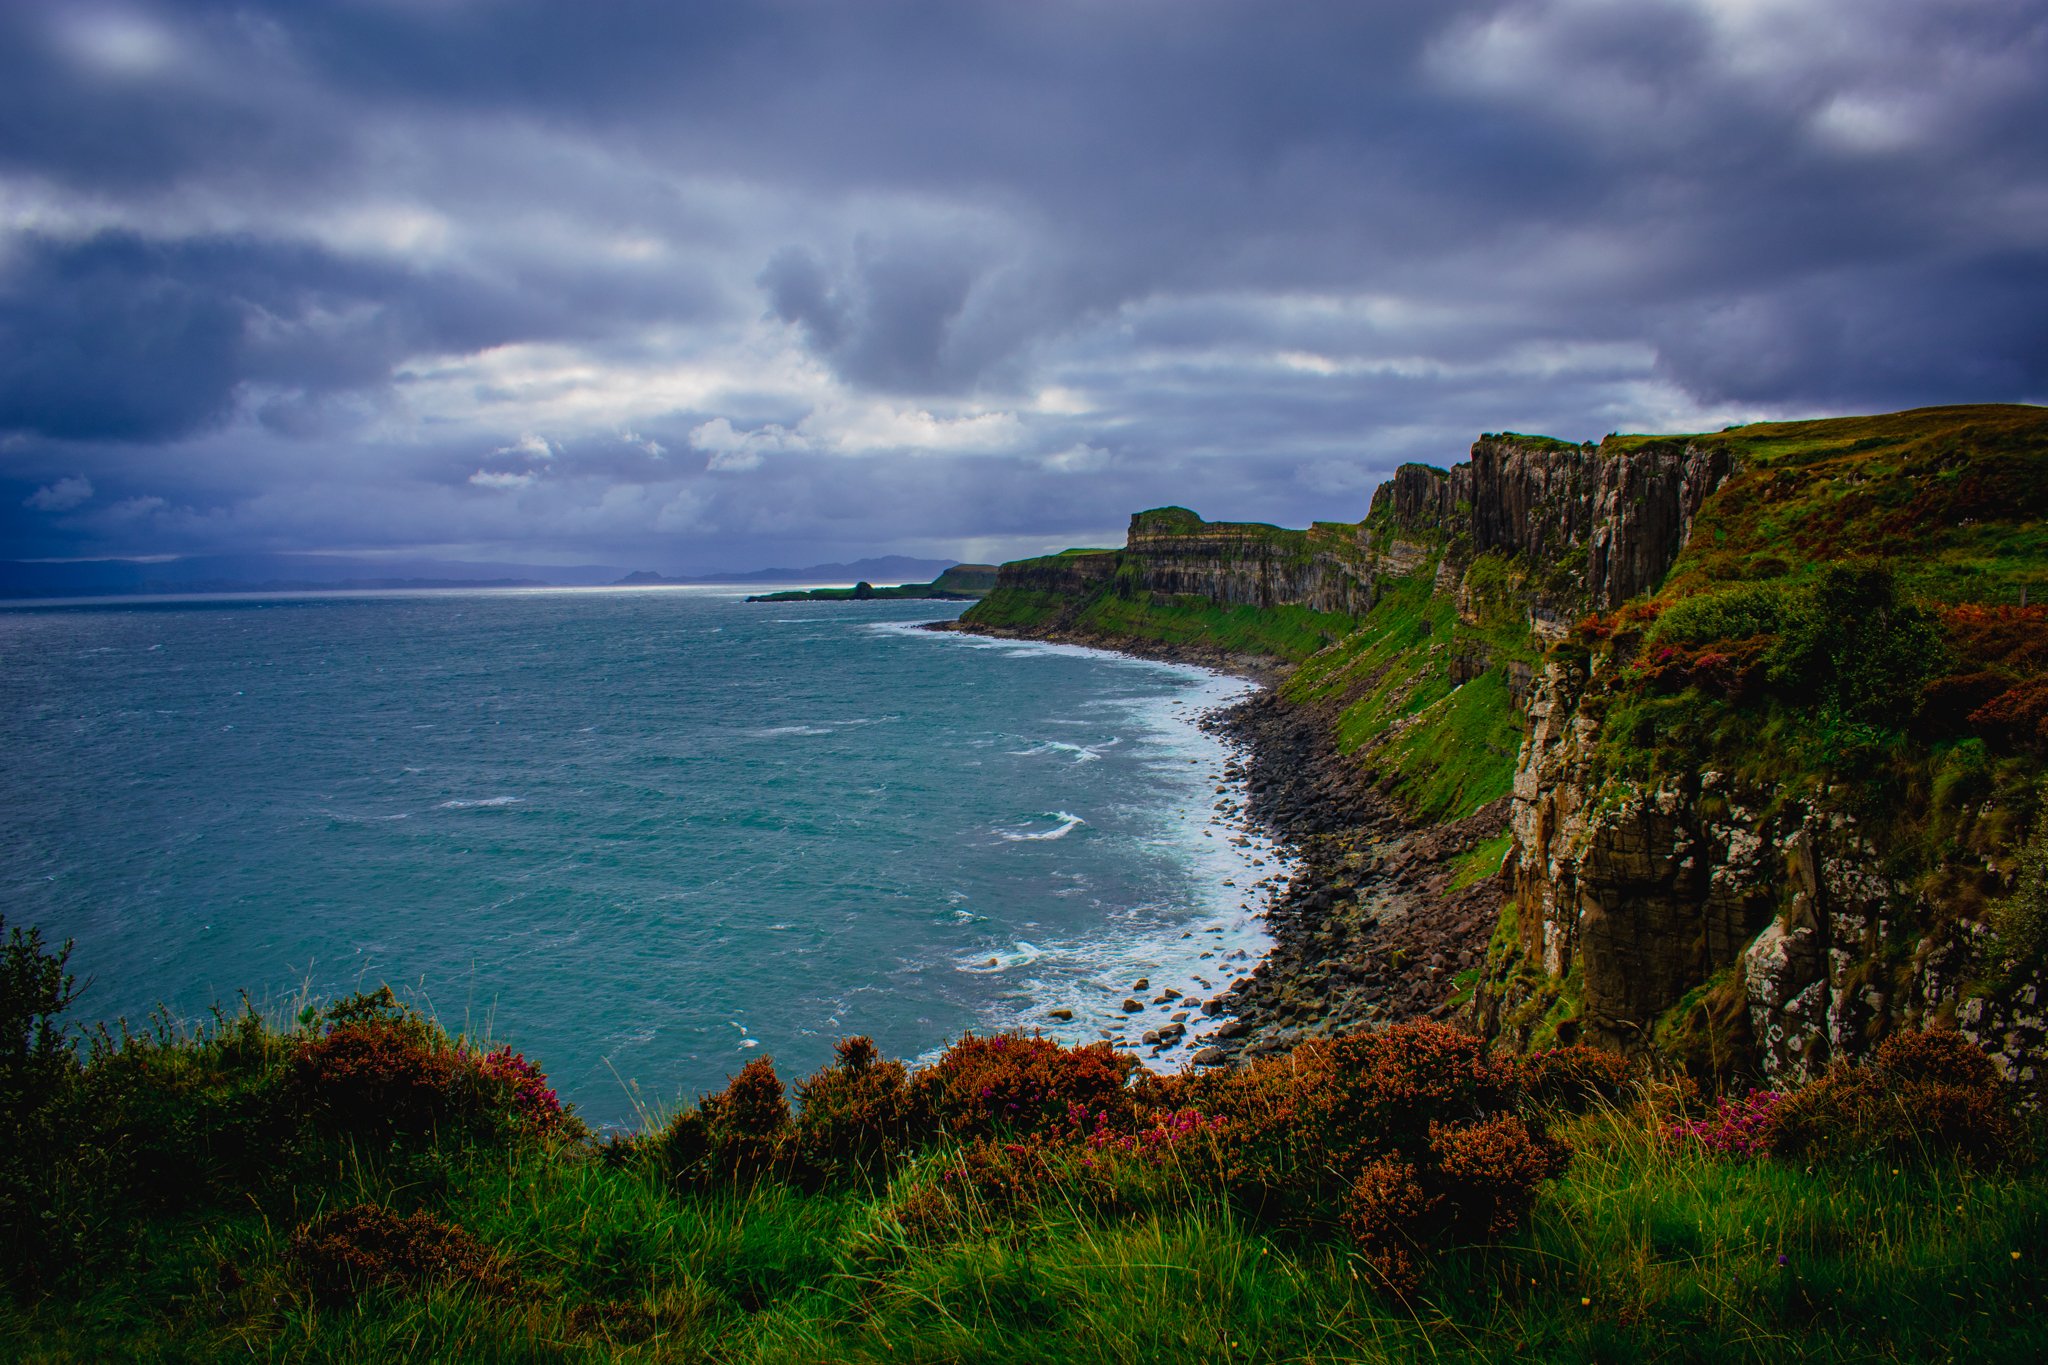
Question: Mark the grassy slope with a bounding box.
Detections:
[1282,551,1538,825]
[1640,404,2048,604]
[6,1010,2045,1365]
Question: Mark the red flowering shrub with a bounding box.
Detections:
[287,1020,493,1139]
[1968,677,2048,750]
[1871,1026,2002,1089]
[908,1033,1137,1140]
[1428,1114,1565,1238]
[474,1046,583,1141]
[286,991,577,1143]
[288,1203,518,1305]
[1765,1028,2017,1168]
[1341,1158,1436,1294]
[1665,1089,1784,1158]
[1520,1043,1635,1111]
[789,1036,914,1187]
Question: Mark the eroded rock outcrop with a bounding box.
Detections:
[1370,436,1734,623]
[1498,646,2044,1086]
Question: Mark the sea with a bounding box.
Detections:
[0,587,1283,1129]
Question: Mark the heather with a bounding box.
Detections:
[4,923,2046,1363]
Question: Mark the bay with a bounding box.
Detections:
[0,587,1279,1128]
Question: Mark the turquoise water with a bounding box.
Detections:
[0,588,1280,1128]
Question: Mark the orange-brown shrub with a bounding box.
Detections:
[288,1203,518,1305]
[789,1036,914,1187]
[285,990,575,1142]
[1969,677,2048,750]
[908,1033,1137,1140]
[1201,1021,1567,1285]
[1520,1043,1635,1111]
[1426,1114,1563,1237]
[286,1021,495,1139]
[1766,1027,2018,1168]
[660,1056,792,1188]
[1340,1157,1436,1295]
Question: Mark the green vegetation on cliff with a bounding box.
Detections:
[1282,554,1539,824]
[960,404,2048,1092]
[960,510,1365,663]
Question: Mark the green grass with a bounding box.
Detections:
[8,1083,2043,1363]
[1280,558,1532,825]
[1450,833,1516,892]
[1066,594,1356,662]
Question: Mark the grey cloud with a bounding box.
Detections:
[0,0,2043,570]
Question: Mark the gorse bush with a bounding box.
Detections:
[658,1056,792,1189]
[288,1203,520,1305]
[908,1032,1139,1140]
[288,988,583,1144]
[1134,1021,1570,1293]
[788,1035,914,1187]
[0,964,581,1301]
[646,1022,1572,1296]
[1765,1027,2019,1169]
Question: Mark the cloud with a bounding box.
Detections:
[495,432,555,461]
[0,0,2040,572]
[24,475,94,511]
[691,416,808,471]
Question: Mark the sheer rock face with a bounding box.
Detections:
[1119,509,1380,616]
[1504,650,2037,1085]
[984,509,1379,619]
[994,435,1735,632]
[1370,437,1735,617]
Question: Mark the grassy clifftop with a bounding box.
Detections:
[4,922,2043,1363]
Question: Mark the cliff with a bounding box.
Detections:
[956,404,2048,1088]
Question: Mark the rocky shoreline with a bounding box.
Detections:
[922,618,1511,1063]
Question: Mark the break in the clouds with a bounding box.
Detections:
[1,0,2044,571]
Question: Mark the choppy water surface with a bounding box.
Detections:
[0,588,1281,1127]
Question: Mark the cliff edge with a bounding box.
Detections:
[953,404,2048,1088]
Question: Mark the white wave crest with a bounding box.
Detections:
[1009,738,1116,763]
[959,941,1044,972]
[435,796,522,809]
[999,812,1086,842]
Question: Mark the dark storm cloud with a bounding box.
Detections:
[1,0,2043,568]
[0,228,714,442]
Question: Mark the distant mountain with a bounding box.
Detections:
[0,552,966,601]
[0,554,626,600]
[611,556,958,586]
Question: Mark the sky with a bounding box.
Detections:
[2,0,2045,574]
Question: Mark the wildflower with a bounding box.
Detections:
[1580,1296,1591,1307]
[1777,1254,1787,1267]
